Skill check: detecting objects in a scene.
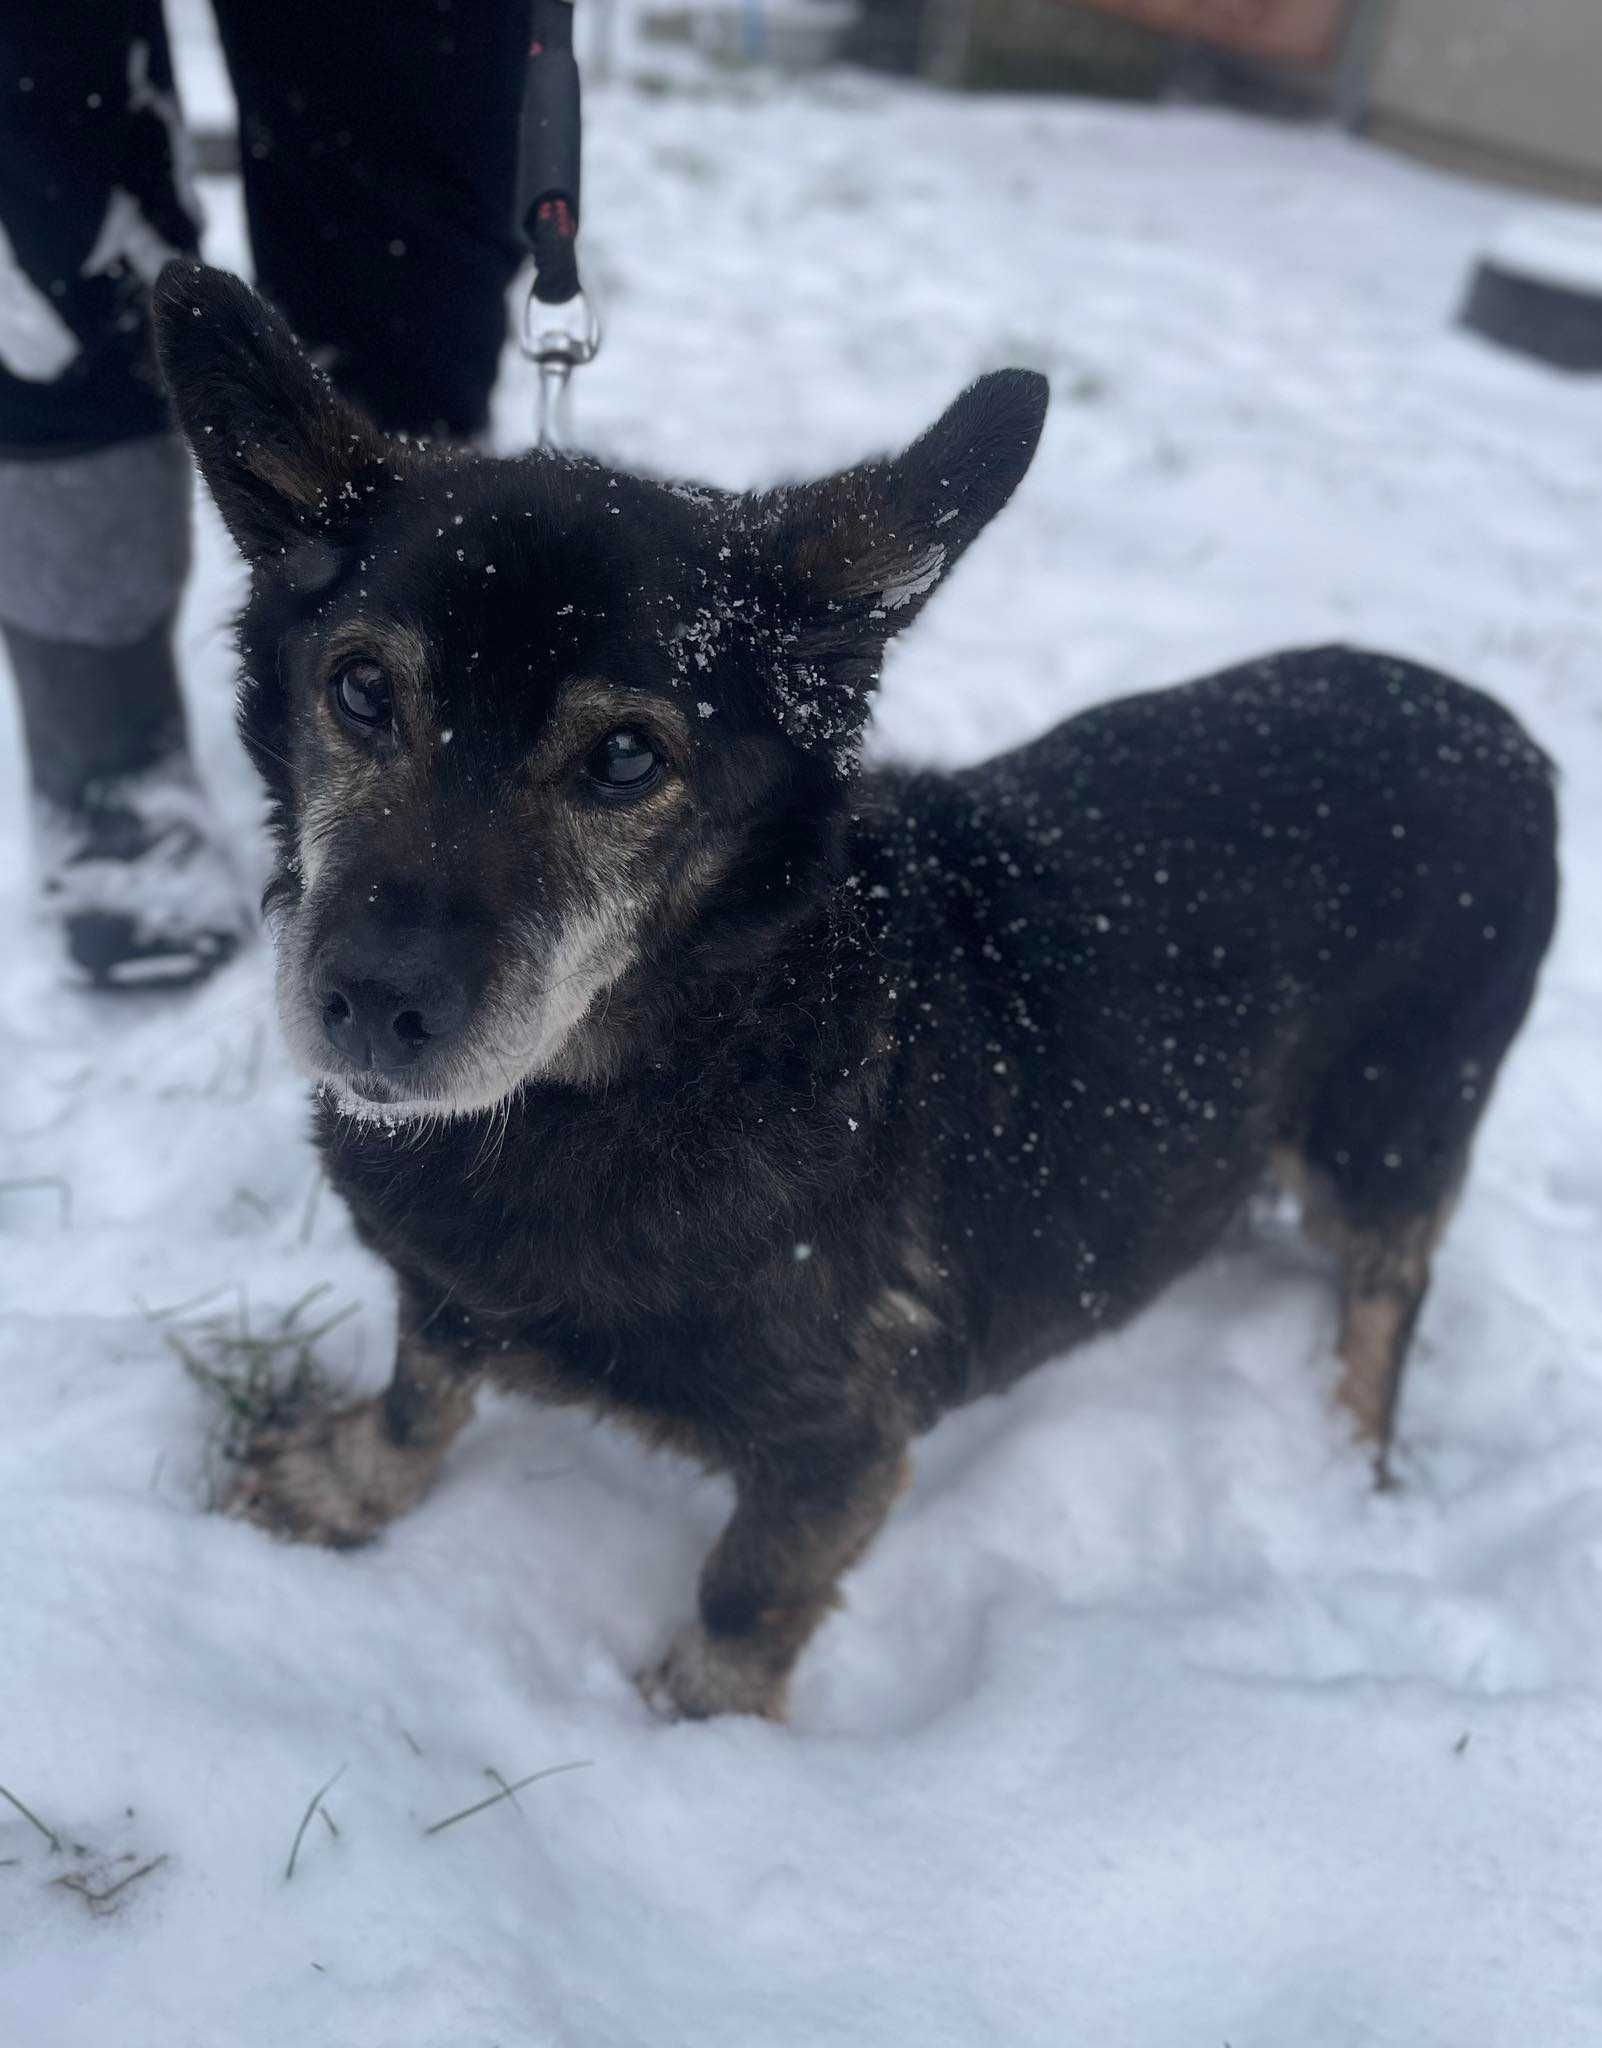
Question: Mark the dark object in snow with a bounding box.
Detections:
[1460,218,1602,372]
[52,1852,169,1918]
[153,260,1559,1724]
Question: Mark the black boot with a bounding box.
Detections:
[7,616,252,992]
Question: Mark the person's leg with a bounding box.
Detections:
[213,0,526,441]
[0,0,246,988]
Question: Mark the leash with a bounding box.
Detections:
[517,0,601,449]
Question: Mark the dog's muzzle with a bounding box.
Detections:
[310,924,473,1079]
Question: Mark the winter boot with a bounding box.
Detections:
[0,435,251,991]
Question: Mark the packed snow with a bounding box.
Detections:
[4,18,1602,2048]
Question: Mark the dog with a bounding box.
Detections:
[152,260,1558,1721]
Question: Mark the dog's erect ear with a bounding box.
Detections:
[152,260,391,565]
[756,369,1047,757]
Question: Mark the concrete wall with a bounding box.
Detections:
[886,0,1602,202]
[1370,0,1602,197]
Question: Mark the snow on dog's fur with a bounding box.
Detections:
[154,259,1557,1720]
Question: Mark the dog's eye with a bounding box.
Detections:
[330,659,391,732]
[586,728,661,797]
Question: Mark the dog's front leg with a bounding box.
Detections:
[641,1433,909,1721]
[227,1292,482,1548]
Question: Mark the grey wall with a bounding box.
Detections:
[1371,0,1602,191]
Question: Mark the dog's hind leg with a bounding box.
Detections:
[1285,974,1523,1482]
[1277,1145,1462,1484]
[227,1293,482,1547]
[1284,798,1554,1477]
[1332,1190,1458,1480]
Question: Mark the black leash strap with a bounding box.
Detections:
[520,0,583,304]
[518,0,600,447]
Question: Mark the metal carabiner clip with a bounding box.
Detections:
[521,283,601,452]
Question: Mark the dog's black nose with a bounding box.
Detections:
[314,957,468,1071]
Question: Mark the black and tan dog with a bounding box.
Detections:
[153,261,1557,1720]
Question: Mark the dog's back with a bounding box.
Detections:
[857,644,1556,1403]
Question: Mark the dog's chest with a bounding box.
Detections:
[319,1041,882,1333]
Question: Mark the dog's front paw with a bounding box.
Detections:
[225,1397,437,1547]
[638,1622,789,1723]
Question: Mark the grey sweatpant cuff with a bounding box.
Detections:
[0,434,192,646]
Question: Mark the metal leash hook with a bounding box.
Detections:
[518,0,601,450]
[522,280,600,453]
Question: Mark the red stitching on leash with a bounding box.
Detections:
[538,197,577,242]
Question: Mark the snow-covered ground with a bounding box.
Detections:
[5,23,1602,2048]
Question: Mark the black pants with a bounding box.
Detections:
[0,0,528,453]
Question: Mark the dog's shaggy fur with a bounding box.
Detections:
[155,261,1558,1719]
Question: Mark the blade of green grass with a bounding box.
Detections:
[422,1760,592,1837]
[299,1169,326,1245]
[284,1765,347,1882]
[0,1783,60,1852]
